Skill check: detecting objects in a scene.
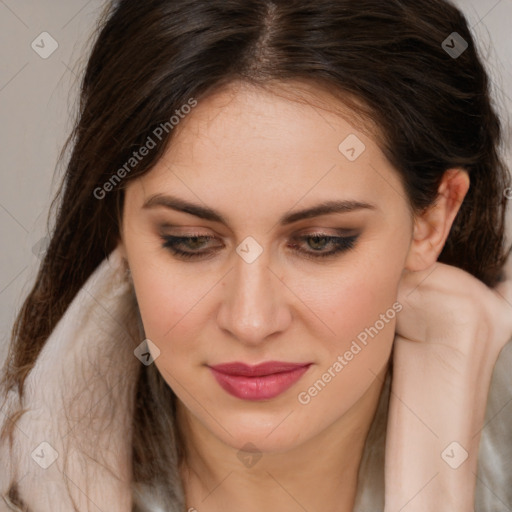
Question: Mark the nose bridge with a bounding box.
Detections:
[217,248,289,344]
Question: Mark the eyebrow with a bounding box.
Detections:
[142,194,376,226]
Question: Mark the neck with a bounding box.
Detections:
[177,364,388,512]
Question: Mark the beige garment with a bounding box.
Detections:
[1,246,511,511]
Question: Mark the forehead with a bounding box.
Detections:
[168,79,383,162]
[128,80,409,224]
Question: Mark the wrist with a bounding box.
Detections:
[386,331,496,511]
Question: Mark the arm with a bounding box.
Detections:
[384,261,512,511]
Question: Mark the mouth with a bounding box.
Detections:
[208,361,313,401]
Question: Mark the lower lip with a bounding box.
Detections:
[209,365,311,401]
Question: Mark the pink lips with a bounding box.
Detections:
[208,361,312,401]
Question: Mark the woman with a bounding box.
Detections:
[1,0,511,510]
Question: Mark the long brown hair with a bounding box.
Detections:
[1,0,511,509]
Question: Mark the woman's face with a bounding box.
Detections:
[119,80,414,453]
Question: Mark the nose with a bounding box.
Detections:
[216,248,292,346]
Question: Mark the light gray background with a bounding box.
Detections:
[1,0,511,364]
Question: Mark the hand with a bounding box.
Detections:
[395,260,512,365]
[384,259,512,512]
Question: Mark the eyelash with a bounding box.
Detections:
[160,232,359,261]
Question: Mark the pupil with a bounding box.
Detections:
[188,237,205,249]
[309,236,328,250]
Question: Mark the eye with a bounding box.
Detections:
[161,234,219,260]
[160,232,359,261]
[288,233,359,259]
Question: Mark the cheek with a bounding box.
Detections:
[294,254,401,346]
[291,254,400,404]
[131,258,212,340]
[293,273,397,425]
[132,264,213,389]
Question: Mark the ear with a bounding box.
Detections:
[405,168,470,272]
[114,238,131,278]
[116,238,128,258]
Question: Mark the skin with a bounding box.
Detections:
[118,79,470,511]
[385,249,512,510]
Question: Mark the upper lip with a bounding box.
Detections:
[208,361,312,377]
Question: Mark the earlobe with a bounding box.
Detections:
[404,168,470,272]
[117,241,128,260]
[115,236,129,267]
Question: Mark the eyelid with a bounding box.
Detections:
[158,225,358,238]
[158,230,356,242]
[295,226,359,237]
[159,230,360,261]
